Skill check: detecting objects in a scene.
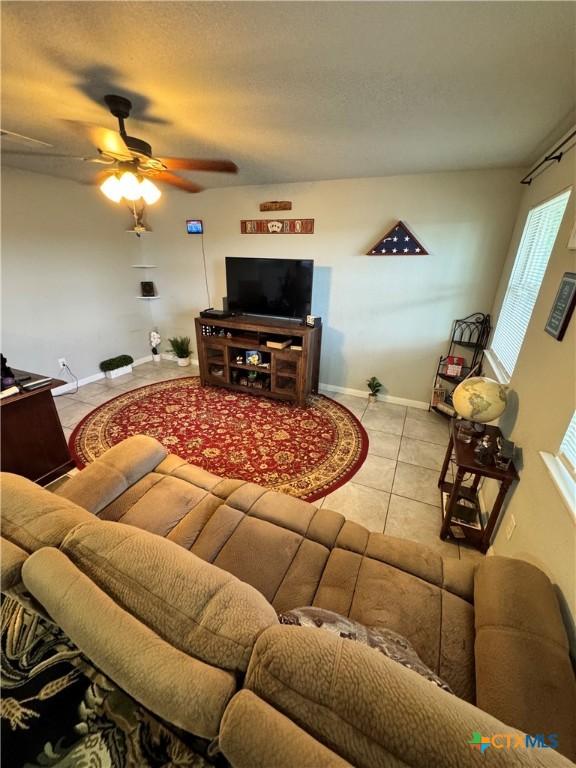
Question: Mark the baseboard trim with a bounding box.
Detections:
[160,352,199,366]
[134,355,154,366]
[318,382,428,410]
[52,372,103,395]
[51,355,154,395]
[477,486,497,557]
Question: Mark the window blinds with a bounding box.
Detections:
[491,189,571,379]
[559,411,576,475]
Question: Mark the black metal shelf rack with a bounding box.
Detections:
[430,313,491,417]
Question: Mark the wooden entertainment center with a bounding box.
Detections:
[195,315,322,406]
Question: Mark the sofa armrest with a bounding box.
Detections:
[56,436,168,514]
[1,536,28,591]
[245,625,573,768]
[21,547,236,738]
[1,473,94,552]
[219,690,353,768]
[474,557,576,761]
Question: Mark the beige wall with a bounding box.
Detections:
[138,169,522,403]
[484,149,576,640]
[1,168,153,380]
[2,167,521,400]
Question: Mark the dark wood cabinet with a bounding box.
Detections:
[195,316,322,406]
[439,421,519,552]
[1,371,76,485]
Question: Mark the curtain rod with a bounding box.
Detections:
[521,129,576,185]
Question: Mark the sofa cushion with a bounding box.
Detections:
[190,506,332,609]
[60,520,278,673]
[277,606,452,692]
[313,547,476,702]
[21,547,235,739]
[474,557,576,761]
[245,626,572,768]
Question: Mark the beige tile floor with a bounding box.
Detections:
[55,362,483,563]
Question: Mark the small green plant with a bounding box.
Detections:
[99,355,134,372]
[168,336,191,358]
[366,376,382,396]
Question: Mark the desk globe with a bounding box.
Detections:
[452,376,508,423]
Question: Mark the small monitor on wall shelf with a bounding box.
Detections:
[186,219,203,234]
[225,257,313,320]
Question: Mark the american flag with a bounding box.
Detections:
[367,220,428,256]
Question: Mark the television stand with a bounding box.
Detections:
[195,315,322,406]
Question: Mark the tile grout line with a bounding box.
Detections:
[364,424,448,448]
[382,407,408,533]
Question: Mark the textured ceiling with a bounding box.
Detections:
[2,1,575,189]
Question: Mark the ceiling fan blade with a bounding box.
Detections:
[79,170,114,187]
[65,120,132,160]
[0,130,52,147]
[0,150,112,163]
[159,157,238,174]
[154,171,203,193]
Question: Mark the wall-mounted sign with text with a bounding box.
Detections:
[259,201,292,211]
[241,219,314,234]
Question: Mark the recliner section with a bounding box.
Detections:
[2,436,575,766]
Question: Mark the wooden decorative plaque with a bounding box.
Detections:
[241,219,314,234]
[259,201,292,212]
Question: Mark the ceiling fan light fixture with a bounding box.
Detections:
[139,177,161,205]
[118,171,141,201]
[100,174,123,202]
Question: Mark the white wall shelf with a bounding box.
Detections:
[136,296,160,300]
[131,265,157,268]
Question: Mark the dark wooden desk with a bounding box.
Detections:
[1,369,76,485]
[438,421,519,552]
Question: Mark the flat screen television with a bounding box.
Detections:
[225,257,313,319]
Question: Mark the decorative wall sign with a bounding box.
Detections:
[241,219,314,234]
[259,201,292,212]
[367,220,428,255]
[544,271,576,341]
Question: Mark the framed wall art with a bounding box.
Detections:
[367,220,428,256]
[544,271,576,341]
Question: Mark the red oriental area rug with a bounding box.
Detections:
[69,377,368,502]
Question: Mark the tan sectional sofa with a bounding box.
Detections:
[1,435,575,766]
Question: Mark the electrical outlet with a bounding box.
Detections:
[505,514,516,541]
[58,357,67,369]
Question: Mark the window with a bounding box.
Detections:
[490,189,571,380]
[559,410,576,480]
[540,411,576,517]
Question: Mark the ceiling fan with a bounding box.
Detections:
[4,94,238,203]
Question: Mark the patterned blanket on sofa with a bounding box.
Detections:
[1,596,222,768]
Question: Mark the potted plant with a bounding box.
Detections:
[99,355,134,379]
[366,376,382,403]
[168,336,191,367]
[150,330,162,362]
